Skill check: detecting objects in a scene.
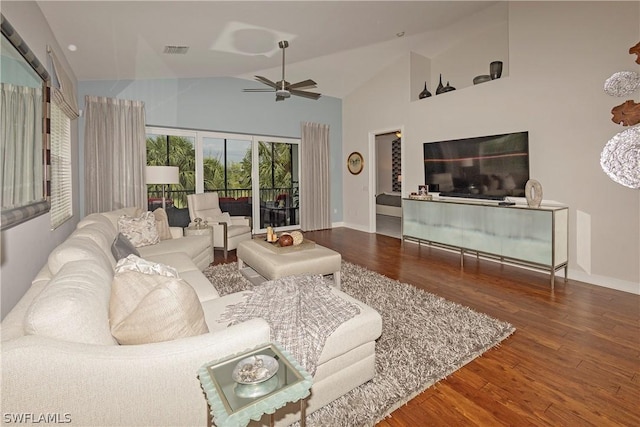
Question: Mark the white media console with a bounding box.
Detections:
[402,198,569,288]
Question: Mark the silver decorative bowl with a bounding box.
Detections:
[232,355,279,384]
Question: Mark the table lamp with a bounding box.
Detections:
[146,166,179,210]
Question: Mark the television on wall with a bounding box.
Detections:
[423,131,529,200]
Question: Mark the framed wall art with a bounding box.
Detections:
[347,151,364,175]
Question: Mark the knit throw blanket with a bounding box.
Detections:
[220,275,361,376]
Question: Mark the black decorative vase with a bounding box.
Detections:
[436,74,445,95]
[490,61,503,80]
[419,82,432,99]
[441,81,456,93]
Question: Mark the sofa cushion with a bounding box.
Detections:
[109,271,209,344]
[77,212,117,232]
[72,222,119,266]
[24,259,117,345]
[153,208,173,240]
[118,211,160,248]
[137,235,210,261]
[111,233,140,261]
[48,236,113,275]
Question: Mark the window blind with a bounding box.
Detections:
[50,99,72,229]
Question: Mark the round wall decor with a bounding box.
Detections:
[347,151,364,175]
[525,179,543,208]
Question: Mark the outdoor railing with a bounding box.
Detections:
[147,187,298,211]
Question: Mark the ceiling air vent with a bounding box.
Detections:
[163,45,189,55]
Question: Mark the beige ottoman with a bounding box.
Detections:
[237,239,342,288]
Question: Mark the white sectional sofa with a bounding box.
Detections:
[1,208,382,426]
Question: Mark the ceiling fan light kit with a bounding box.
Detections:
[243,40,321,102]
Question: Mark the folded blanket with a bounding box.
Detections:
[220,275,360,376]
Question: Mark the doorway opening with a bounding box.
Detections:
[373,130,402,239]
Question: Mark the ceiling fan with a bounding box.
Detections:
[243,41,321,102]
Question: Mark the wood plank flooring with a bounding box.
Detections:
[213,228,640,426]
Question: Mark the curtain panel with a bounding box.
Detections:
[300,122,331,231]
[0,83,43,210]
[84,96,147,215]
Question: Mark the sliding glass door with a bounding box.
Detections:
[146,127,300,233]
[200,133,253,218]
[256,138,300,232]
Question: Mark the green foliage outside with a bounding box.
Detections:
[146,135,294,208]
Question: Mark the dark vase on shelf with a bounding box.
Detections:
[436,74,445,95]
[441,81,456,93]
[490,61,503,80]
[419,82,432,99]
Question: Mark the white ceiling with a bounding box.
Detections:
[36,1,498,98]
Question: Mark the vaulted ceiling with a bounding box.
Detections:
[36,1,498,98]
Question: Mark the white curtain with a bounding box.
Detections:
[300,122,331,231]
[84,96,147,214]
[0,83,43,209]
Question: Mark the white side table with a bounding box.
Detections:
[184,225,214,258]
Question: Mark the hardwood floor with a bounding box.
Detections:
[214,228,640,426]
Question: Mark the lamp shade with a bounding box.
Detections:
[146,166,179,185]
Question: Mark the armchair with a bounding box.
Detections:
[187,193,252,259]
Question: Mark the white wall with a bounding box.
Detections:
[343,1,640,294]
[1,2,80,319]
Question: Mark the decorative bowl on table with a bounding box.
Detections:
[232,354,279,384]
[233,375,279,398]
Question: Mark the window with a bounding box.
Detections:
[49,100,72,229]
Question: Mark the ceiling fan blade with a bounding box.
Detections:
[243,89,275,92]
[290,89,321,100]
[288,79,317,90]
[255,76,277,88]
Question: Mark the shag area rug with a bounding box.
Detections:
[203,262,515,426]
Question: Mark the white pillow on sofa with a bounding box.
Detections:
[118,211,160,248]
[114,254,178,278]
[109,271,209,345]
[152,208,173,240]
[24,259,117,345]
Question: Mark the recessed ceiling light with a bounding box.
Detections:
[396,32,405,38]
[67,44,77,52]
[163,45,190,54]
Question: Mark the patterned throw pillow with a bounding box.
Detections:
[117,212,160,247]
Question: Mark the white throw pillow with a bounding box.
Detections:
[109,271,209,345]
[153,208,172,240]
[115,254,179,278]
[118,211,160,247]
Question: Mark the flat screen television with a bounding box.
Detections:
[423,131,529,200]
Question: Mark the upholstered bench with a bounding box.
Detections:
[237,238,342,288]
